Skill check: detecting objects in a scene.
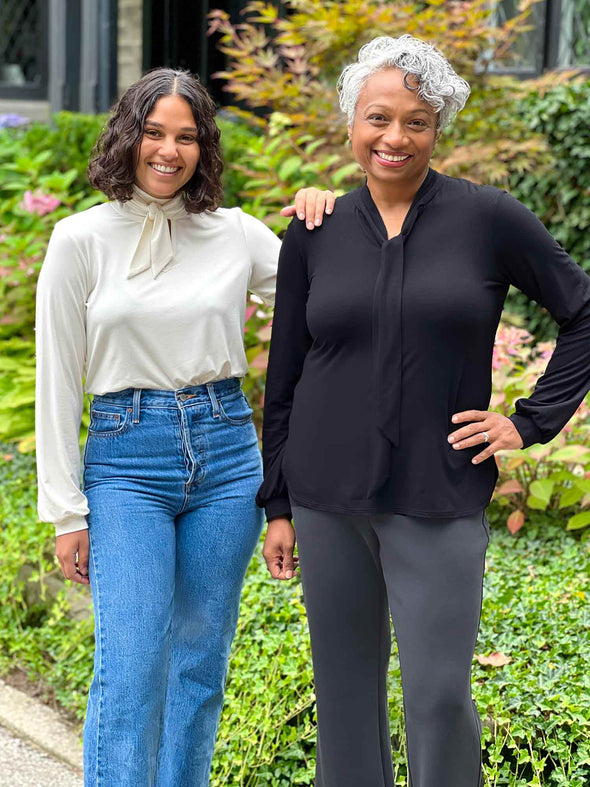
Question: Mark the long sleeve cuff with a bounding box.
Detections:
[54,514,88,537]
[509,413,543,449]
[262,497,292,522]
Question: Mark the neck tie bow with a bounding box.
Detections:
[114,186,189,280]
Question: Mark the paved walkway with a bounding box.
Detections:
[0,725,82,786]
[0,680,83,786]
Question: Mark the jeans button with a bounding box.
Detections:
[179,393,188,401]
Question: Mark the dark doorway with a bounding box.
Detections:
[143,0,247,103]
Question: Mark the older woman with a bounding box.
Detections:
[256,35,590,787]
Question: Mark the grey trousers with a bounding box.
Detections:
[291,505,489,787]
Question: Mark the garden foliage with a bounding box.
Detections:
[492,324,590,532]
[506,81,590,338]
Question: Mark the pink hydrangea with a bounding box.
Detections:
[20,190,61,217]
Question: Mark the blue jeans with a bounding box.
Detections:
[82,378,264,787]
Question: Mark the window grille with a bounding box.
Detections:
[493,0,547,73]
[0,0,47,93]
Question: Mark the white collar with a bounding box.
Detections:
[114,186,189,280]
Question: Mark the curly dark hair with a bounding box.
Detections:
[87,68,223,213]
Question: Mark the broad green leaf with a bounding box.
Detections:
[567,511,590,530]
[547,445,590,462]
[559,487,585,509]
[529,479,554,504]
[527,496,548,510]
[278,156,303,181]
[331,162,360,186]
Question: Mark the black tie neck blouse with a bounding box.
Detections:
[256,169,590,522]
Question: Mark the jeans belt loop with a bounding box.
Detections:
[206,382,220,418]
[132,389,141,424]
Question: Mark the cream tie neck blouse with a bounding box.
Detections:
[35,192,281,536]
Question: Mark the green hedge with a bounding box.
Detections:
[1,445,589,785]
[507,81,590,339]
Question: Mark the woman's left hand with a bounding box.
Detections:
[448,410,524,464]
[281,188,336,230]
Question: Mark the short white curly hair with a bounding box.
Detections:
[337,35,471,131]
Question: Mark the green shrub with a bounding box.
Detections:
[507,81,590,340]
[218,113,262,208]
[1,446,589,785]
[0,112,107,198]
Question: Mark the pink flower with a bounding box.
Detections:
[20,190,61,216]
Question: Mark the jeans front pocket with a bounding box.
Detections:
[88,405,131,437]
[218,392,254,426]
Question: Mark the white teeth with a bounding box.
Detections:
[150,163,180,173]
[377,152,410,162]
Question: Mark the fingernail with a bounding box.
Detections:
[472,458,478,464]
[286,570,293,579]
[307,221,314,229]
[298,212,304,220]
[452,416,458,422]
[448,436,454,443]
[326,207,332,214]
[314,218,321,226]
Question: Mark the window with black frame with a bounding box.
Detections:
[492,0,590,75]
[0,0,48,98]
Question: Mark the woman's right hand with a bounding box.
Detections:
[262,518,298,581]
[55,530,90,585]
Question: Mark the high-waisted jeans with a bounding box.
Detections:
[82,378,264,787]
[291,505,489,787]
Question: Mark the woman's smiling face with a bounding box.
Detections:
[349,68,439,194]
[135,94,200,199]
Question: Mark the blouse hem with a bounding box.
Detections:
[288,491,491,519]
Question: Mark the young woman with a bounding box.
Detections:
[35,67,332,786]
[257,35,590,787]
